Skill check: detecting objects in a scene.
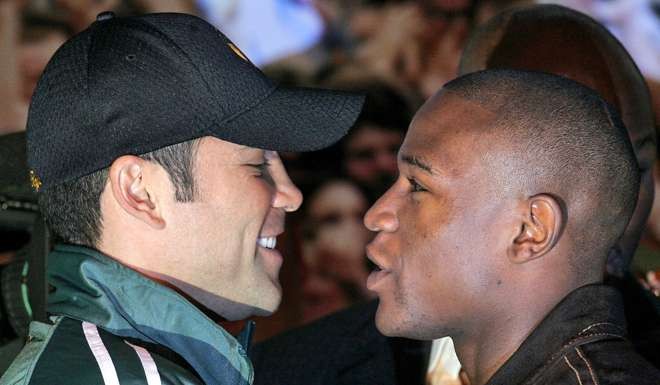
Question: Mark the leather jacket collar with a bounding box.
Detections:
[485,284,627,385]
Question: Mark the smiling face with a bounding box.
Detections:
[152,137,302,319]
[364,92,519,340]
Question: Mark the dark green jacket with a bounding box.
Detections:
[0,245,253,385]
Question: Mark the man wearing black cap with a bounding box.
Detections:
[0,11,363,385]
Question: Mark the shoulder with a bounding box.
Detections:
[1,317,105,385]
[2,317,202,385]
[546,338,660,385]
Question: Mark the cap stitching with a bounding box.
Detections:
[139,18,219,126]
[215,83,279,129]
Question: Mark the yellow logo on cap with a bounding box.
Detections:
[29,170,42,191]
[228,42,249,62]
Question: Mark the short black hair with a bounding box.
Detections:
[443,69,640,271]
[38,139,199,247]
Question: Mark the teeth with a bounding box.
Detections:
[258,237,277,249]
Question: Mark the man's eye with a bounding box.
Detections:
[248,162,269,176]
[407,177,426,193]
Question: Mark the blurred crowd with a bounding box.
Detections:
[1,0,660,342]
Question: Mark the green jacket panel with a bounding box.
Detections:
[0,245,253,385]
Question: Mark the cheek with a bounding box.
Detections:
[398,199,491,295]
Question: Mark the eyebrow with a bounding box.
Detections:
[401,155,436,175]
[238,147,265,158]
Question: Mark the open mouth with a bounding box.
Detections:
[367,266,391,290]
[365,243,392,290]
[257,236,277,249]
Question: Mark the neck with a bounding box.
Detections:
[454,317,532,385]
[454,281,582,385]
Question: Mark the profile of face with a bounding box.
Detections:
[364,92,519,339]
[110,137,303,320]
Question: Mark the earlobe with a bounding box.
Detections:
[509,194,563,264]
[109,156,165,230]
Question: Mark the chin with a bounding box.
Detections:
[374,303,401,337]
[243,282,282,318]
[374,301,427,339]
[257,290,283,315]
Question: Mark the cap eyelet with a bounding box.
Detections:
[125,54,137,62]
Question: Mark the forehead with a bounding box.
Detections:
[401,92,497,176]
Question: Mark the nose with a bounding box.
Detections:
[268,151,303,212]
[364,186,399,233]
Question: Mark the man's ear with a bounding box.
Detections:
[509,194,564,264]
[108,155,165,229]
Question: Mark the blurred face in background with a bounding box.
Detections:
[344,125,403,199]
[301,179,373,322]
[304,180,371,279]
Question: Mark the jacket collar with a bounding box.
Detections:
[485,284,627,385]
[47,244,253,385]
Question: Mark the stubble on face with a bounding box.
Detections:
[366,92,513,341]
[157,138,288,319]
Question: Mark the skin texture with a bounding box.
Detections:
[98,136,302,320]
[364,91,585,385]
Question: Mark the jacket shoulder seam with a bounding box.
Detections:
[578,322,625,335]
[563,354,584,385]
[24,318,64,385]
[1,318,63,385]
[575,347,599,385]
[561,332,625,352]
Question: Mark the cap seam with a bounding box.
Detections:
[140,18,219,118]
[212,83,279,130]
[85,27,96,160]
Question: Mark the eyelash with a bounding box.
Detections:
[248,162,269,176]
[407,177,426,193]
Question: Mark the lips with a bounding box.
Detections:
[366,242,392,290]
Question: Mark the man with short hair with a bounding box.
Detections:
[364,69,659,384]
[251,6,659,385]
[0,11,363,385]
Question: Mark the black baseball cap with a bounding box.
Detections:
[26,12,365,191]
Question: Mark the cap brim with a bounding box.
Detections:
[216,86,365,152]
